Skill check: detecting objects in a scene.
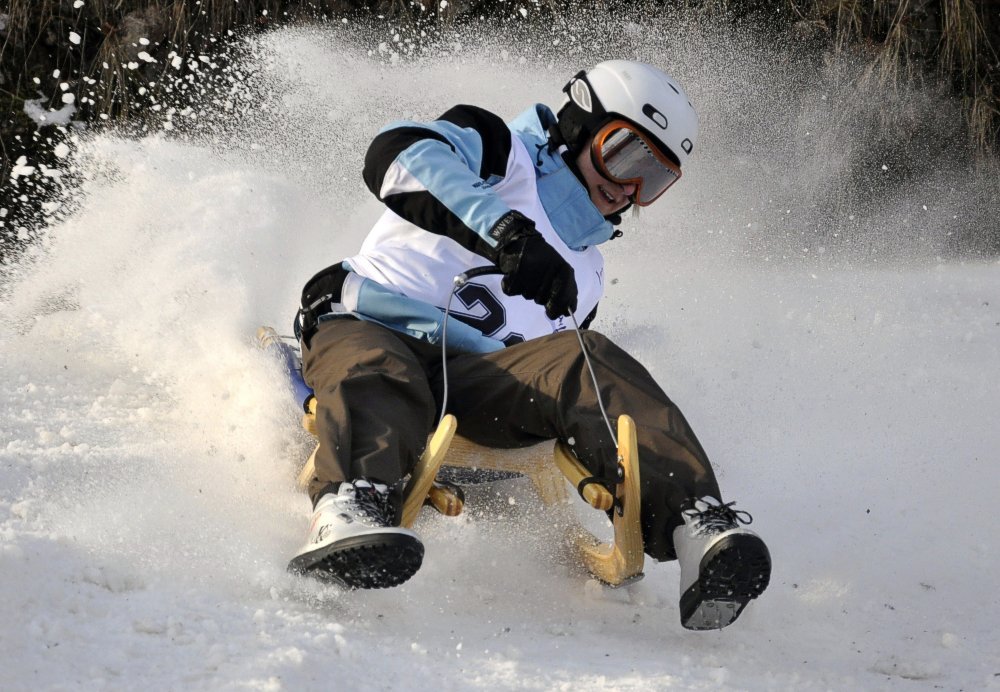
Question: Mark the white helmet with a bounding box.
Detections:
[556,60,698,168]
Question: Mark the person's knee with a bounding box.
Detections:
[543,330,601,370]
[549,328,615,352]
[575,330,632,371]
[579,330,615,353]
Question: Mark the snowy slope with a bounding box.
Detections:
[2,23,999,691]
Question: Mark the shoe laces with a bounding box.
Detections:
[343,479,395,527]
[684,498,753,535]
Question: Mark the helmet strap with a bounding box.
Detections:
[546,122,567,153]
[607,201,632,224]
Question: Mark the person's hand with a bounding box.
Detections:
[490,211,578,320]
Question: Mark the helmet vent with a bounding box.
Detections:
[668,83,680,94]
[570,80,593,113]
[642,103,669,130]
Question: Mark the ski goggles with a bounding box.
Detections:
[591,120,682,206]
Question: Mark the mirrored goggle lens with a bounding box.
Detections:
[598,128,680,205]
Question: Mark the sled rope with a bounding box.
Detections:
[568,311,618,448]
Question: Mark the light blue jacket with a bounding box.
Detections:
[320,104,614,352]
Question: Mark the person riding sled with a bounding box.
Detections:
[287,60,771,630]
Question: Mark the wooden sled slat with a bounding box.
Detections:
[443,437,570,506]
[400,415,457,528]
[554,443,614,511]
[574,415,644,586]
[296,415,460,529]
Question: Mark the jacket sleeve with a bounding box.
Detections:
[362,105,516,259]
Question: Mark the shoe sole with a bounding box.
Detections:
[288,533,424,590]
[680,532,771,631]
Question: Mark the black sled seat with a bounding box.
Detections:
[259,326,644,586]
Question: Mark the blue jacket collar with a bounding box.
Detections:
[509,105,614,250]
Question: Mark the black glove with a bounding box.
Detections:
[490,211,578,320]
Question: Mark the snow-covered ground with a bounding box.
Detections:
[2,23,999,691]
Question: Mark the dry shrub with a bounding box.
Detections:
[804,0,1000,154]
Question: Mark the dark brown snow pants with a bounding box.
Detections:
[301,317,721,561]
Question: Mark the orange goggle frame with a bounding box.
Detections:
[590,119,682,206]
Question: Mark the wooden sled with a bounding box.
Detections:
[260,326,644,586]
[297,404,644,586]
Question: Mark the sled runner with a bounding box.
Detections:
[258,326,644,586]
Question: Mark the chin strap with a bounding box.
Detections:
[605,198,633,227]
[547,122,569,154]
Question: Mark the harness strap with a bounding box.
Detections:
[297,262,350,348]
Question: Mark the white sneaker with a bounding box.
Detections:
[288,479,423,589]
[672,498,771,630]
